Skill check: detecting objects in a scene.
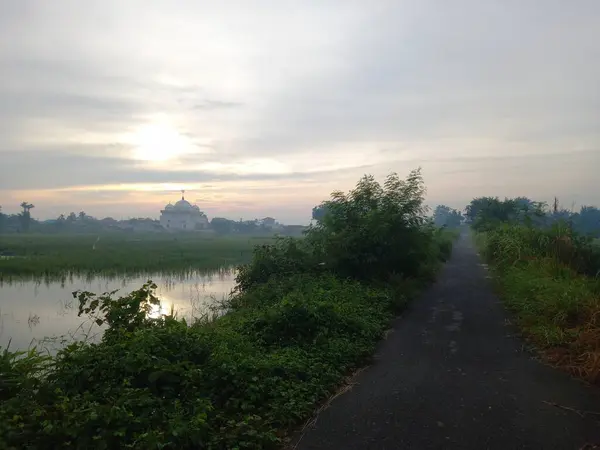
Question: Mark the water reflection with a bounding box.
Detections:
[0,268,237,351]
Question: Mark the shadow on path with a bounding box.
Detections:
[293,232,600,449]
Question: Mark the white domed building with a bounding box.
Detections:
[160,192,209,231]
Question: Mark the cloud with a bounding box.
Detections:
[1,0,599,223]
[192,100,244,110]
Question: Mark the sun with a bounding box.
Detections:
[132,123,192,162]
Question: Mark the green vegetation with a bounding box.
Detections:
[432,204,463,228]
[0,169,455,449]
[0,234,274,281]
[470,197,600,384]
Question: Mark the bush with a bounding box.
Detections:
[476,222,600,384]
[0,169,454,448]
[236,169,445,292]
[0,277,397,449]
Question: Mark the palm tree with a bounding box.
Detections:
[20,202,34,214]
[19,202,35,232]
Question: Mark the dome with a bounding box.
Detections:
[192,205,200,211]
[174,199,192,210]
[164,203,174,210]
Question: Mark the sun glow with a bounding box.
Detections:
[132,123,195,163]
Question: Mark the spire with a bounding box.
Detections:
[181,189,185,201]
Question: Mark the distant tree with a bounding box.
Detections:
[465,197,498,223]
[53,214,68,231]
[78,211,87,221]
[572,206,600,237]
[0,206,5,232]
[67,212,77,223]
[466,196,547,231]
[210,217,235,235]
[20,202,34,214]
[19,202,35,232]
[235,219,259,234]
[433,205,463,228]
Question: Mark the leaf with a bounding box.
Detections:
[148,371,164,384]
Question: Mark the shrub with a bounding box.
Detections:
[236,169,443,293]
[0,169,454,448]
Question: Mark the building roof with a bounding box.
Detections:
[161,191,208,217]
[174,199,193,210]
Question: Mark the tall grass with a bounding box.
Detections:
[0,233,274,281]
[478,224,600,383]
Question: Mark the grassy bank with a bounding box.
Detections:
[476,224,600,384]
[0,170,455,449]
[0,234,274,281]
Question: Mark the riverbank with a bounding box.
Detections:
[0,170,456,449]
[0,233,274,280]
[0,267,237,351]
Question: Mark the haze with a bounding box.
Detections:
[1,0,599,224]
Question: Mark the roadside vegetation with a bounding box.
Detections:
[469,196,600,384]
[0,234,274,281]
[0,169,455,449]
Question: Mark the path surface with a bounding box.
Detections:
[294,232,600,449]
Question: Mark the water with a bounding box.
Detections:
[0,269,237,352]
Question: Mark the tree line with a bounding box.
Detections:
[0,203,304,236]
[465,196,600,237]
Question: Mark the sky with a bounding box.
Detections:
[1,0,599,224]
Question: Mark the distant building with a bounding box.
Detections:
[260,217,277,229]
[160,192,209,231]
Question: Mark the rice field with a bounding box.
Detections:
[0,233,275,281]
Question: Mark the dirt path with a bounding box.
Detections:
[294,232,600,449]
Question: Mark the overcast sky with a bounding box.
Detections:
[1,1,599,223]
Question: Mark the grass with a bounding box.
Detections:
[476,225,600,384]
[0,233,275,281]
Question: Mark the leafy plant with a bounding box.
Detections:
[0,169,455,449]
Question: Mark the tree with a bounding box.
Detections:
[19,202,35,232]
[572,206,600,237]
[54,214,67,231]
[306,169,435,281]
[210,217,235,235]
[433,205,463,228]
[0,206,5,232]
[235,219,259,234]
[466,196,548,231]
[67,212,77,223]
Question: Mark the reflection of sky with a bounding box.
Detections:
[0,270,237,351]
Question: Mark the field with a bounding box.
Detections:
[0,233,276,280]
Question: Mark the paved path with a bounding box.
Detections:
[294,232,600,449]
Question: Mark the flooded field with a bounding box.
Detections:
[0,268,236,351]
